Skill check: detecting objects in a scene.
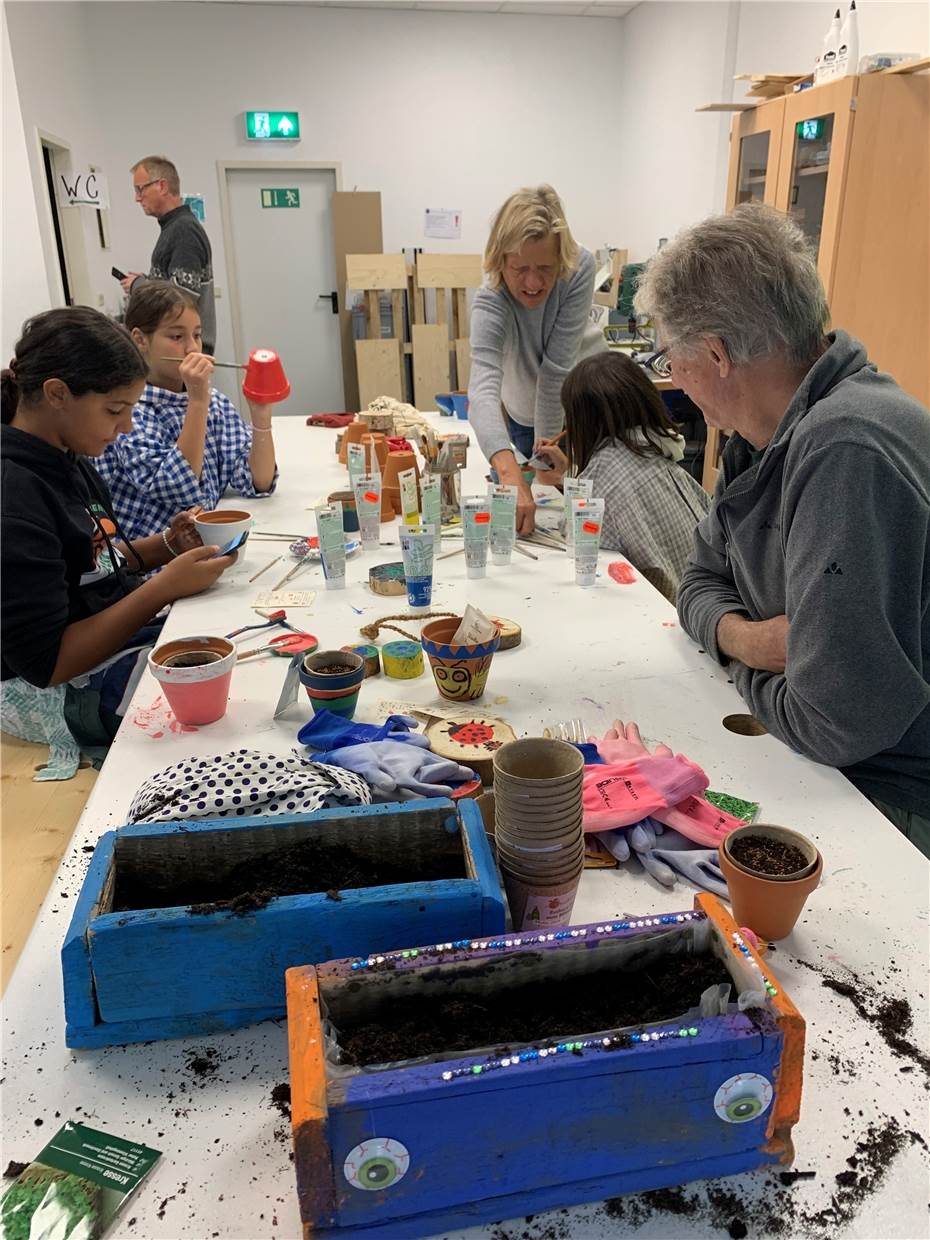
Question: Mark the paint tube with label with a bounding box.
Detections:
[572,496,605,588]
[352,474,382,549]
[461,496,492,579]
[347,443,366,489]
[315,501,346,589]
[399,467,420,528]
[563,477,594,547]
[399,523,436,609]
[488,483,518,566]
[421,476,442,545]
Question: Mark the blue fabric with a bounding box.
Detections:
[93,382,278,540]
[297,710,427,752]
[506,414,537,460]
[573,741,606,765]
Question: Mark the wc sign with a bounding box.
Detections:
[56,169,109,210]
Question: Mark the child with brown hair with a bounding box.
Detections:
[534,350,710,603]
[94,281,277,540]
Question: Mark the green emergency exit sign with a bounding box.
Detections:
[261,188,300,209]
[245,111,300,140]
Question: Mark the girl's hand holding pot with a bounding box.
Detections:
[532,443,568,487]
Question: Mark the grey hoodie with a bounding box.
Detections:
[678,331,930,815]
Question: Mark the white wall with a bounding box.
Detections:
[7,2,630,365]
[1,2,49,359]
[6,0,929,359]
[734,0,929,96]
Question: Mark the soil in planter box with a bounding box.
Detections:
[112,837,465,914]
[339,952,730,1066]
[729,835,807,876]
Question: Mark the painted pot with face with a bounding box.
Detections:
[421,617,500,702]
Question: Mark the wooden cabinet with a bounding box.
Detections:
[704,73,929,492]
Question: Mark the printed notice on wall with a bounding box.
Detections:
[424,208,462,240]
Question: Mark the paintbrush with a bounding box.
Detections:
[513,543,538,561]
[158,356,246,370]
[248,555,281,583]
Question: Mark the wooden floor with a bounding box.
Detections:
[0,733,96,993]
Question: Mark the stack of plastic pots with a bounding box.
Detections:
[492,738,584,931]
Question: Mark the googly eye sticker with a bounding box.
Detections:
[343,1137,410,1191]
[713,1072,774,1124]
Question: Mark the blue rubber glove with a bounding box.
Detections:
[317,741,476,799]
[298,711,429,752]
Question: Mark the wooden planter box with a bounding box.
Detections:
[286,893,804,1238]
[62,798,503,1049]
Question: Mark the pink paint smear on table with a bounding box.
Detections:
[131,694,198,738]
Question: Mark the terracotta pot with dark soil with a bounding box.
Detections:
[719,823,822,940]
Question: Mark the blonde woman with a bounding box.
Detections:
[468,185,603,534]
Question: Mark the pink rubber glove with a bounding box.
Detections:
[583,754,708,832]
[589,720,745,846]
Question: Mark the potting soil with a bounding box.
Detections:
[729,835,807,876]
[112,836,465,913]
[338,953,730,1066]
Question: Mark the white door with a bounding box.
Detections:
[225,167,344,414]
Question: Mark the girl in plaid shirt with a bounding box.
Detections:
[95,283,277,540]
[533,351,710,603]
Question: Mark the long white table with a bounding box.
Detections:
[2,415,927,1239]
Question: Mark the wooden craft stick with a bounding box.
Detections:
[513,543,538,561]
[248,556,281,583]
[272,560,310,591]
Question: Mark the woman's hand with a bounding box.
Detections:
[167,506,204,553]
[532,443,568,487]
[491,448,536,535]
[515,482,536,535]
[178,352,214,403]
[157,544,236,601]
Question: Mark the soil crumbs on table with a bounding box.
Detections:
[729,834,808,876]
[593,1115,918,1238]
[339,953,729,1066]
[112,837,464,914]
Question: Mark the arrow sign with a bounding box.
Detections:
[277,116,293,135]
[245,111,300,141]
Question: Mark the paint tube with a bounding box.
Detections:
[399,524,435,609]
[347,442,366,489]
[488,483,518,566]
[462,496,492,579]
[315,502,346,589]
[399,468,420,528]
[572,496,605,588]
[421,476,442,545]
[352,474,382,549]
[562,477,594,548]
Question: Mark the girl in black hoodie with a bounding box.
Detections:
[1,307,236,767]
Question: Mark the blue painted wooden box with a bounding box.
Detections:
[62,798,504,1049]
[286,893,804,1238]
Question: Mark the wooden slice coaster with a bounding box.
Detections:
[341,643,381,677]
[426,716,517,784]
[369,562,407,596]
[490,616,522,651]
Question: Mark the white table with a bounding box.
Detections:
[2,415,927,1240]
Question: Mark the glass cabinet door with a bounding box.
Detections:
[776,77,858,296]
[735,131,772,205]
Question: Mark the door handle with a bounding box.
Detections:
[318,291,338,314]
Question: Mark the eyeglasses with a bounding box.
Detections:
[133,179,161,198]
[647,347,673,378]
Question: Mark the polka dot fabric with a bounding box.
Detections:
[127,748,371,824]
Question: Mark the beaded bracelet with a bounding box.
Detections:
[162,528,178,558]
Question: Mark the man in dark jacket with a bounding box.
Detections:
[122,155,215,353]
[635,204,930,858]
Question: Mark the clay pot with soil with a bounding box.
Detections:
[148,636,236,725]
[719,823,822,940]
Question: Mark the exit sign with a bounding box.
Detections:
[245,111,300,141]
[262,188,300,209]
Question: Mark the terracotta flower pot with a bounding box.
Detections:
[361,433,389,473]
[420,617,500,702]
[382,450,420,492]
[719,824,823,940]
[242,348,290,404]
[148,636,236,725]
[339,419,366,465]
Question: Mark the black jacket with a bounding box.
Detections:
[136,204,215,352]
[1,426,144,687]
